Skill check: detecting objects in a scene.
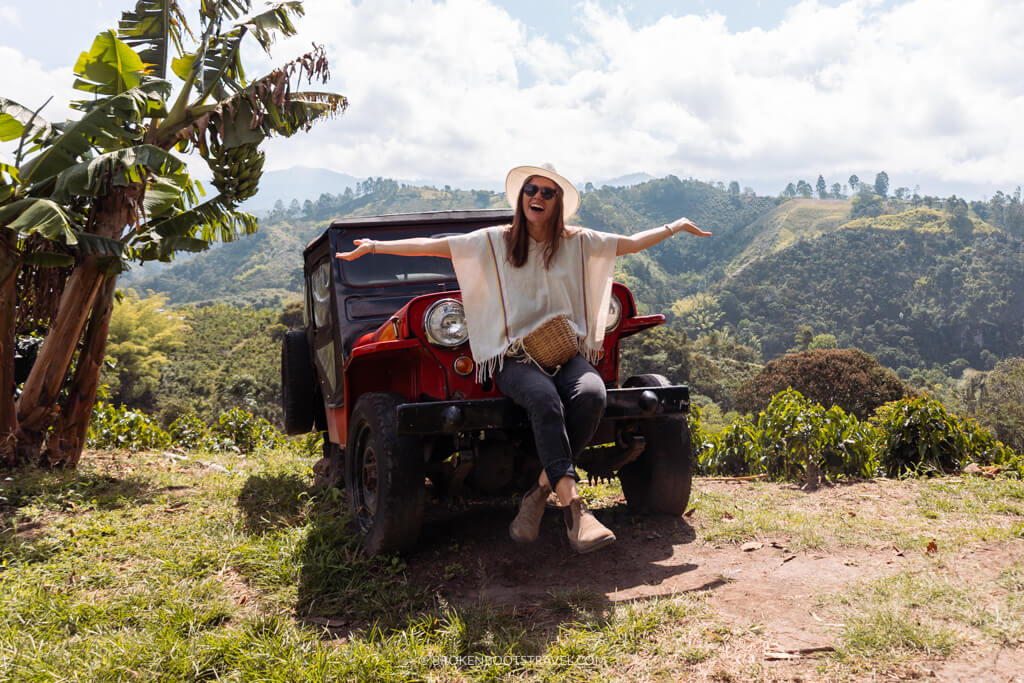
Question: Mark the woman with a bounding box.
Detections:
[337,165,711,553]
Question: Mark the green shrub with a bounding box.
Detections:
[872,396,1019,476]
[167,411,210,451]
[752,389,878,480]
[700,389,879,481]
[815,406,879,479]
[87,403,171,451]
[207,407,284,454]
[699,415,756,477]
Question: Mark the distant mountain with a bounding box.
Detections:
[240,167,661,214]
[241,167,361,212]
[588,172,655,188]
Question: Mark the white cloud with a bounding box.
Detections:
[0,6,21,28]
[0,46,78,124]
[4,0,1023,197]
[246,0,1024,196]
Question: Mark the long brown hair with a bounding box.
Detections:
[504,175,566,268]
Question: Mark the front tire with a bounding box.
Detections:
[346,393,425,555]
[617,374,693,515]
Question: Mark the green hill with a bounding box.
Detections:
[712,221,1024,369]
[130,177,1024,375]
[727,199,852,275]
[132,175,781,310]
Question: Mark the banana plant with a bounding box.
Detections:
[1,0,347,468]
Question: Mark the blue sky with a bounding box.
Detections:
[1,0,1021,198]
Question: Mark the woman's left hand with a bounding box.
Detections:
[668,217,712,237]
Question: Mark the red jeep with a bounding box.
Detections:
[282,209,693,554]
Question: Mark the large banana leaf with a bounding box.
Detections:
[187,3,304,102]
[182,43,344,155]
[0,98,52,144]
[240,2,303,53]
[76,232,129,274]
[199,0,252,24]
[0,198,77,244]
[195,26,248,99]
[143,173,191,218]
[72,30,150,96]
[50,145,187,203]
[136,192,257,260]
[117,0,190,79]
[19,79,171,187]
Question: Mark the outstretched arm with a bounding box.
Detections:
[335,236,452,261]
[615,217,711,256]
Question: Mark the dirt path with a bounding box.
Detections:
[402,479,1024,681]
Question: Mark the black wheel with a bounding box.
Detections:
[346,393,425,555]
[617,374,693,515]
[281,329,316,435]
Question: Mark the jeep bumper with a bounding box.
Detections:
[396,385,689,435]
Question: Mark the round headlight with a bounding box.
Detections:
[605,294,622,332]
[424,299,469,348]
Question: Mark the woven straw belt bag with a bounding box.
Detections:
[521,314,579,374]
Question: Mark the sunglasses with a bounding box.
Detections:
[522,183,559,200]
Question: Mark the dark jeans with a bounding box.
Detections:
[494,354,606,489]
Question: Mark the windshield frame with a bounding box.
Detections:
[333,226,469,289]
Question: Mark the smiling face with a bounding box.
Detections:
[520,175,561,230]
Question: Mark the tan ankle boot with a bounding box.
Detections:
[509,482,552,543]
[564,497,616,553]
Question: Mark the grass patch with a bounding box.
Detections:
[690,476,1024,553]
[828,564,1024,674]
[2,453,1022,680]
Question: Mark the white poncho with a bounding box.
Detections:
[448,225,619,382]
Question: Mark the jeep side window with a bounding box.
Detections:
[310,259,332,328]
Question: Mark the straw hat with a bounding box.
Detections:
[505,164,580,220]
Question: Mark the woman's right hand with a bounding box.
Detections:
[335,239,374,260]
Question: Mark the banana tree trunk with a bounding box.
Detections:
[0,244,18,467]
[43,275,117,469]
[15,259,104,441]
[14,184,140,464]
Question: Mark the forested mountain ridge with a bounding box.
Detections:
[130,175,1024,372]
[710,225,1024,369]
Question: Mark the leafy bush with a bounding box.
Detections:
[207,407,285,454]
[733,348,908,420]
[699,415,756,477]
[167,411,210,451]
[873,396,1020,477]
[753,390,878,480]
[87,404,171,452]
[699,389,878,480]
[88,405,292,456]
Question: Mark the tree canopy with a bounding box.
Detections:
[1,0,346,468]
